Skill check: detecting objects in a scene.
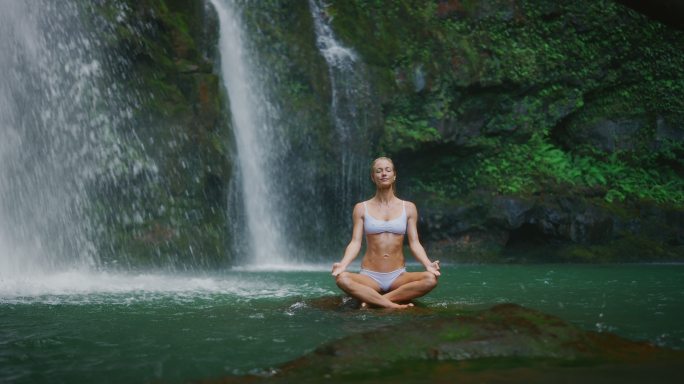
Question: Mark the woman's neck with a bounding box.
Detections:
[373,188,396,205]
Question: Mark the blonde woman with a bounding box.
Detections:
[332,157,440,308]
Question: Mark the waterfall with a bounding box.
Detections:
[209,0,291,267]
[308,0,374,229]
[0,0,380,274]
[0,1,151,276]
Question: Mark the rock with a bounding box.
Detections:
[420,194,683,262]
[204,304,684,383]
[434,117,485,146]
[491,196,535,228]
[567,118,645,152]
[656,115,684,147]
[94,0,233,267]
[569,206,613,243]
[617,0,684,30]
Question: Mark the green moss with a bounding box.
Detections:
[380,115,441,153]
[83,0,233,268]
[87,0,683,264]
[556,235,681,263]
[325,0,684,208]
[440,326,473,342]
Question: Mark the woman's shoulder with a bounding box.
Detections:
[400,199,418,214]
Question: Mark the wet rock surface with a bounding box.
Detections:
[420,194,684,262]
[201,303,684,383]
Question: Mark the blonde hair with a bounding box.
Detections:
[370,157,397,192]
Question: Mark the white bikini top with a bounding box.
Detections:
[363,201,407,235]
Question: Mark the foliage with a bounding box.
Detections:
[482,133,684,204]
[328,0,684,207]
[380,115,441,153]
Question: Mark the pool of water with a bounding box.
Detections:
[1,264,683,383]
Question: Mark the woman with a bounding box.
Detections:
[331,157,440,309]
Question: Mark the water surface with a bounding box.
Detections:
[1,264,682,383]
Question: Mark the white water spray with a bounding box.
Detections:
[0,1,151,277]
[209,0,290,266]
[309,0,374,227]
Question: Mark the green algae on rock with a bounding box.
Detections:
[204,303,684,383]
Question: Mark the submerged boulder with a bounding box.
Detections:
[205,303,684,383]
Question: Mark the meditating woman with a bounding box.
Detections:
[331,157,440,309]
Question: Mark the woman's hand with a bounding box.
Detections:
[426,260,441,277]
[331,262,346,277]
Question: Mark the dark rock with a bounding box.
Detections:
[434,116,485,146]
[420,194,683,262]
[617,0,684,30]
[567,118,645,152]
[656,115,684,147]
[490,196,535,228]
[95,0,233,267]
[422,202,489,239]
[203,304,684,383]
[569,206,613,243]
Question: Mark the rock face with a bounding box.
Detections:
[92,0,233,267]
[617,0,684,29]
[207,303,684,383]
[420,195,683,262]
[97,0,683,264]
[324,0,683,261]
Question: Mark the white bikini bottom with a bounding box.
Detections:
[360,267,406,292]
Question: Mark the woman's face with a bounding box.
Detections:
[371,159,395,188]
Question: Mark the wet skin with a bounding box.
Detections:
[332,158,440,309]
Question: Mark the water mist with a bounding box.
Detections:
[0,1,152,276]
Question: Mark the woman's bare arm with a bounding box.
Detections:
[406,202,440,276]
[332,203,365,276]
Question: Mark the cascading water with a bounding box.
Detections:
[308,0,375,229]
[209,0,291,267]
[0,1,152,277]
[0,0,379,275]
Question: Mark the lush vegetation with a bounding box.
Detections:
[85,0,682,263]
[327,0,684,206]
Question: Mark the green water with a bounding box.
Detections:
[1,264,683,383]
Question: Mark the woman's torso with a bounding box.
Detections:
[361,200,407,272]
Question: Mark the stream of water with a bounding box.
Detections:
[210,0,291,267]
[308,0,374,229]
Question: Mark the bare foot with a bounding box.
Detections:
[360,301,414,309]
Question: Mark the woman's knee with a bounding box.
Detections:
[422,272,438,289]
[335,272,351,288]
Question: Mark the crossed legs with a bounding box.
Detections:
[335,271,437,309]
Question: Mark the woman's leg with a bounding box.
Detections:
[383,271,437,303]
[335,272,412,309]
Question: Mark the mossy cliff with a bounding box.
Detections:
[322,0,684,261]
[91,0,231,268]
[92,0,683,264]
